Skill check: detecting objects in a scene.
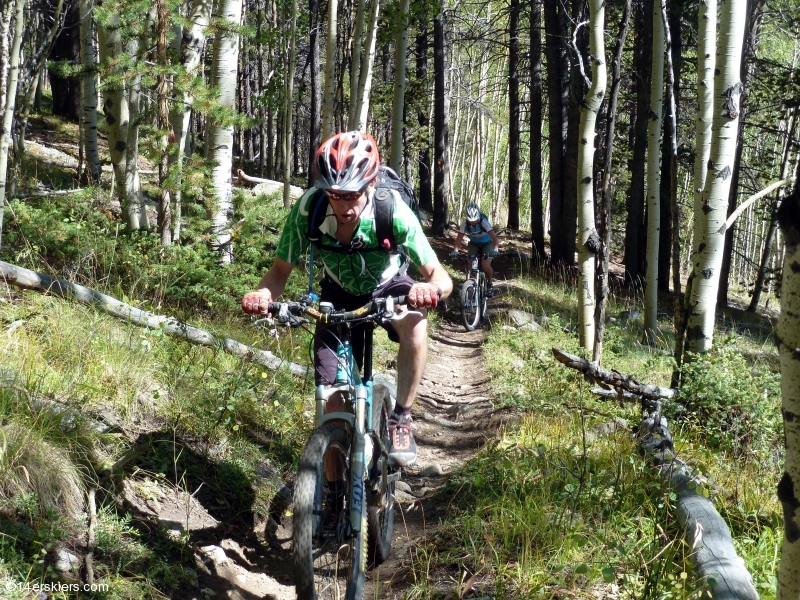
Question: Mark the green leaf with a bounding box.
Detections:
[575,563,590,574]
[602,566,615,583]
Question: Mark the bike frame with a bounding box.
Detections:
[312,320,386,537]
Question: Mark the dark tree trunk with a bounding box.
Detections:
[624,0,653,286]
[432,7,449,234]
[544,0,567,262]
[507,0,521,229]
[309,0,321,186]
[748,199,779,311]
[719,0,764,306]
[595,0,632,363]
[48,0,80,121]
[417,21,433,213]
[657,0,682,292]
[530,0,545,258]
[557,0,586,268]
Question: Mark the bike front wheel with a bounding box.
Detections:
[293,423,367,600]
[461,279,481,331]
[367,384,395,567]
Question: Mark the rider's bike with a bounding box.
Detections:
[264,295,410,600]
[451,251,495,331]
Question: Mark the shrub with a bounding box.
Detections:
[677,340,781,463]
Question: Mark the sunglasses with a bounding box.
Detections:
[325,189,365,202]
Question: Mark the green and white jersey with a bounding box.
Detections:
[275,188,437,296]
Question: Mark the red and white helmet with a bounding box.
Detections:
[314,131,380,193]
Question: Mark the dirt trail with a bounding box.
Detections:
[174,241,523,600]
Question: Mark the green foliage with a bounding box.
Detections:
[678,339,781,462]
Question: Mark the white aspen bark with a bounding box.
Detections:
[169,0,213,241]
[576,0,606,352]
[282,0,297,208]
[389,0,409,170]
[643,0,664,342]
[97,12,131,226]
[0,0,25,248]
[79,0,101,182]
[692,0,717,238]
[685,0,747,353]
[348,0,367,128]
[124,18,152,231]
[355,0,380,131]
[777,192,800,600]
[208,0,242,263]
[321,0,338,139]
[0,1,12,114]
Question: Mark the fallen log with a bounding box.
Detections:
[552,348,678,399]
[554,347,758,599]
[237,169,304,198]
[0,260,307,377]
[638,413,758,600]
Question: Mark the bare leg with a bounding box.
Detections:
[481,257,494,285]
[391,310,428,409]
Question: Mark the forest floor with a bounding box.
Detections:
[156,239,524,600]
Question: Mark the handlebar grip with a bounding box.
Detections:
[268,302,282,315]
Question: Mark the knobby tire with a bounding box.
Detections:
[461,278,481,331]
[367,385,395,567]
[293,423,367,600]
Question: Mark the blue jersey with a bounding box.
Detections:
[459,216,493,244]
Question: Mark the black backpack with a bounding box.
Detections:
[307,165,421,254]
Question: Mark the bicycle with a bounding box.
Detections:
[451,252,493,331]
[263,294,413,600]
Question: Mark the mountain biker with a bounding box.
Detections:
[449,203,500,297]
[241,131,453,469]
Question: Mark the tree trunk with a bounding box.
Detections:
[389,0,410,171]
[308,0,321,184]
[355,0,381,130]
[624,0,652,286]
[321,0,338,140]
[675,0,716,366]
[48,1,80,121]
[643,0,664,343]
[718,0,764,307]
[507,0,520,230]
[576,0,606,352]
[416,22,432,213]
[0,0,25,249]
[157,0,172,245]
[529,0,545,258]
[209,0,243,263]
[544,0,567,262]
[169,0,213,243]
[282,0,297,207]
[348,0,367,128]
[776,188,800,600]
[684,0,747,354]
[594,0,631,364]
[79,0,101,183]
[0,1,13,113]
[432,3,450,234]
[657,0,681,292]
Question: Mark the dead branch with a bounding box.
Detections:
[552,348,678,399]
[0,260,307,377]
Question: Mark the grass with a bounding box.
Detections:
[403,263,782,600]
[0,107,785,598]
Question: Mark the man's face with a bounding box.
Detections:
[467,219,479,227]
[326,183,371,225]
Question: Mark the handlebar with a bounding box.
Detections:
[257,295,411,328]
